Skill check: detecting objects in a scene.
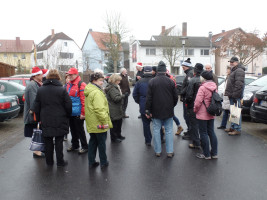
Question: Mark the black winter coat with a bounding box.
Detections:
[105,83,124,121]
[33,79,72,137]
[180,68,194,101]
[185,74,201,109]
[146,73,178,119]
[225,64,245,99]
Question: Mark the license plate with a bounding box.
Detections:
[11,101,17,107]
[260,100,267,107]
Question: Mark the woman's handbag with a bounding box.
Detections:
[229,103,241,125]
[29,123,45,151]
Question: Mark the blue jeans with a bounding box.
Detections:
[198,119,218,157]
[173,115,180,126]
[183,102,190,131]
[229,98,242,132]
[220,110,230,128]
[141,114,152,144]
[152,118,173,154]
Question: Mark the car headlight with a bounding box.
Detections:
[243,92,253,101]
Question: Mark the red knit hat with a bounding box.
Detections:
[31,66,43,77]
[66,68,78,75]
[42,69,49,77]
[136,62,143,67]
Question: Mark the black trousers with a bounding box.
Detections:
[187,108,200,146]
[110,119,123,140]
[44,136,64,165]
[69,116,88,149]
[88,132,108,165]
[122,95,129,115]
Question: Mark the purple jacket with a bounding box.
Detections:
[194,81,217,120]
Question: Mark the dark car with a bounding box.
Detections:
[242,75,267,116]
[0,80,26,112]
[0,93,20,122]
[250,85,267,124]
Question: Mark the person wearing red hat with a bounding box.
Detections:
[135,62,144,82]
[24,66,44,158]
[66,67,88,154]
[42,69,49,82]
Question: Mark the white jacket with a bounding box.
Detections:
[222,78,230,110]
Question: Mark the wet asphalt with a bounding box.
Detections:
[1,97,267,200]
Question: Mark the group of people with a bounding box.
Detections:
[23,55,245,168]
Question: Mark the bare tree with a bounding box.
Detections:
[215,30,267,66]
[104,11,129,73]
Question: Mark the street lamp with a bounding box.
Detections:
[179,37,188,75]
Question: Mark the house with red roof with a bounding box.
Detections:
[0,37,34,70]
[82,29,124,73]
[34,30,82,72]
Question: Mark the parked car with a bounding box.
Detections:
[11,74,31,78]
[242,75,267,116]
[0,77,30,87]
[0,93,20,122]
[0,80,26,112]
[250,85,267,124]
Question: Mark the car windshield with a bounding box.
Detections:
[257,84,267,92]
[218,77,225,86]
[245,78,257,85]
[248,75,267,87]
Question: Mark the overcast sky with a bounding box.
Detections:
[1,0,265,47]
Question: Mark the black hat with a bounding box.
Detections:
[157,61,167,72]
[144,66,152,73]
[201,70,213,80]
[182,58,192,67]
[194,63,204,73]
[228,56,239,63]
[152,66,157,72]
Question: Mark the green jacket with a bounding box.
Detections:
[105,83,124,121]
[84,83,113,133]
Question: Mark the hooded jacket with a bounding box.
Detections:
[225,64,245,99]
[194,81,217,120]
[84,83,113,133]
[180,68,194,101]
[185,74,201,109]
[33,79,72,137]
[105,83,124,121]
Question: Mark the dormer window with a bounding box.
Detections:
[215,37,223,42]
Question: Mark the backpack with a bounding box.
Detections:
[203,90,223,116]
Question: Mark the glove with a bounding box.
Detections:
[124,92,129,97]
[145,110,151,116]
[233,98,237,104]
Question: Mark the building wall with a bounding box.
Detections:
[33,40,83,72]
[0,52,32,69]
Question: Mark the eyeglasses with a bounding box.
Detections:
[230,61,234,63]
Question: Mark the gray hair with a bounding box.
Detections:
[94,68,104,74]
[119,68,127,73]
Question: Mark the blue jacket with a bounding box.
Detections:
[133,74,153,114]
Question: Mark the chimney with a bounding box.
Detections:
[16,37,20,47]
[161,26,166,35]
[222,30,225,33]
[89,28,93,32]
[209,31,213,40]
[182,22,187,37]
[51,29,55,38]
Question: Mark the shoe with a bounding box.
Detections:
[123,115,129,118]
[175,126,183,135]
[228,130,241,136]
[224,128,234,132]
[196,153,211,160]
[89,162,100,169]
[161,138,165,144]
[63,135,68,141]
[138,115,142,119]
[155,153,161,157]
[57,160,68,167]
[188,144,201,149]
[182,135,191,140]
[111,139,122,143]
[217,126,226,129]
[33,152,45,158]
[183,131,188,136]
[78,149,88,154]
[101,162,109,169]
[145,143,151,146]
[212,155,218,159]
[167,152,174,158]
[118,136,125,140]
[67,146,79,152]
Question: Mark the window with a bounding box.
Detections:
[59,52,74,59]
[185,49,194,56]
[4,54,7,58]
[21,54,26,59]
[13,54,17,58]
[37,53,43,59]
[64,42,68,47]
[146,48,156,55]
[227,50,234,57]
[201,49,209,56]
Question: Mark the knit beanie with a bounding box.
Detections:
[157,61,167,72]
[182,58,192,67]
[201,70,213,80]
[194,63,204,74]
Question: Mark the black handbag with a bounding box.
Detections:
[29,123,45,151]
